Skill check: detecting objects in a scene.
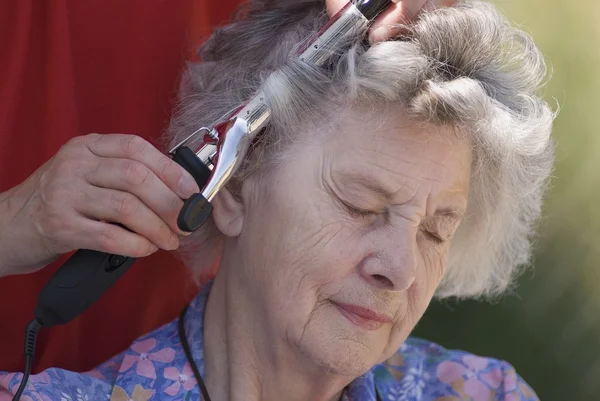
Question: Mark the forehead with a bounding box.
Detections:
[321,108,472,204]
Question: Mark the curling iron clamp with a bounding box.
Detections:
[32,0,394,329]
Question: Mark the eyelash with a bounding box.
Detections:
[420,229,445,245]
[341,200,447,245]
[341,201,378,220]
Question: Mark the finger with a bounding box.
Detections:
[422,0,457,11]
[75,185,180,251]
[325,0,348,17]
[64,215,160,258]
[368,0,426,43]
[85,134,200,200]
[368,0,455,43]
[422,0,436,12]
[85,157,188,237]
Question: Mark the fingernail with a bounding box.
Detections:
[178,175,199,198]
[149,244,159,254]
[168,235,180,250]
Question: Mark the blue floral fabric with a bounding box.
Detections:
[1,284,539,401]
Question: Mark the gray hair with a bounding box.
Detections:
[165,0,556,300]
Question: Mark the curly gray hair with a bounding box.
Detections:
[165,0,556,300]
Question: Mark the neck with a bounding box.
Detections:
[202,265,350,401]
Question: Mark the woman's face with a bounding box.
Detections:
[220,108,472,377]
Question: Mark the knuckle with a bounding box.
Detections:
[97,226,154,257]
[169,196,184,216]
[155,156,173,180]
[114,192,139,218]
[97,225,118,251]
[84,133,103,141]
[53,148,92,179]
[54,158,80,178]
[63,133,99,154]
[79,133,103,145]
[64,135,88,148]
[123,161,152,186]
[123,135,149,158]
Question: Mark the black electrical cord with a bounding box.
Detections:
[12,307,382,401]
[177,304,382,401]
[12,319,42,401]
[178,304,212,401]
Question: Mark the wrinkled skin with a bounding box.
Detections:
[204,107,472,401]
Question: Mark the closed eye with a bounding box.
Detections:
[419,224,446,245]
[419,228,445,245]
[342,201,378,219]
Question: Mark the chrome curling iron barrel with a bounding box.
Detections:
[170,0,393,232]
[32,0,394,329]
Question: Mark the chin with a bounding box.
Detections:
[297,309,387,378]
[303,334,381,378]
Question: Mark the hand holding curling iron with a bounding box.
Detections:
[0,134,198,278]
[327,0,456,43]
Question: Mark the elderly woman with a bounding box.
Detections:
[0,0,554,399]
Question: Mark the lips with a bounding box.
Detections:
[332,302,393,331]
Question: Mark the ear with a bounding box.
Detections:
[211,187,245,237]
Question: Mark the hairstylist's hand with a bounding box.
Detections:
[326,0,457,43]
[0,133,199,278]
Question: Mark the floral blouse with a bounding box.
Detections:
[0,283,539,401]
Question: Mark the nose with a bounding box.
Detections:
[358,227,418,292]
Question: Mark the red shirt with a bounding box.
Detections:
[0,0,240,373]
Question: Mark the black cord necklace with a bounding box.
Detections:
[178,303,212,401]
[177,303,382,401]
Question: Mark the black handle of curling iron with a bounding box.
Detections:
[34,146,213,328]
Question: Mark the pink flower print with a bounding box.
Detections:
[501,366,523,401]
[163,363,196,396]
[502,367,518,392]
[119,338,176,379]
[437,355,504,401]
[28,372,51,386]
[88,356,121,380]
[0,372,17,388]
[1,372,51,401]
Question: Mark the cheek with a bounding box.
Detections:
[274,200,361,290]
[386,243,448,348]
[417,237,449,292]
[255,166,361,279]
[241,177,364,318]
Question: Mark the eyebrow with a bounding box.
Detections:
[431,207,465,221]
[338,172,397,201]
[339,172,466,220]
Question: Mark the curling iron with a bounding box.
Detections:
[32,0,394,329]
[11,2,392,398]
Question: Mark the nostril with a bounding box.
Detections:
[372,274,394,289]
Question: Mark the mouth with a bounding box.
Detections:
[331,301,393,331]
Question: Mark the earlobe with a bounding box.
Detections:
[211,187,245,237]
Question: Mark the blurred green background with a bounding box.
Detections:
[413,1,600,400]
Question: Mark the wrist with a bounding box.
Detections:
[0,188,17,276]
[0,183,36,277]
